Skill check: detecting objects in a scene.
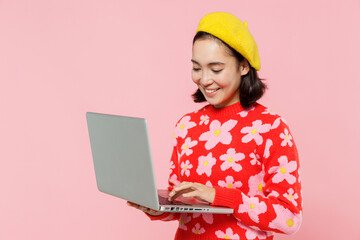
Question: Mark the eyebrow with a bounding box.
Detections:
[191,59,225,66]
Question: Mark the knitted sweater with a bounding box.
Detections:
[148,102,302,240]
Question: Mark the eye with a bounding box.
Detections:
[192,68,201,71]
[212,69,223,73]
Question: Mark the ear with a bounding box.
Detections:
[239,59,250,76]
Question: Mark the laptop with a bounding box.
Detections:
[86,112,233,214]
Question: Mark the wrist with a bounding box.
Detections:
[209,187,216,203]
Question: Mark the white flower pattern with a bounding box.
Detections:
[165,104,301,238]
[241,120,271,145]
[199,115,210,125]
[238,193,267,223]
[218,176,243,189]
[268,156,297,184]
[219,148,245,171]
[180,160,193,177]
[249,152,261,165]
[199,119,237,150]
[280,128,293,147]
[196,152,217,177]
[180,137,198,156]
[283,188,299,206]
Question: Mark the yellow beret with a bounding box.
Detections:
[196,12,261,71]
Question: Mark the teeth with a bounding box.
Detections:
[205,89,218,93]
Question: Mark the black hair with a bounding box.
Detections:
[191,31,266,108]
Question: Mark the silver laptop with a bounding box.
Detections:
[86,112,233,214]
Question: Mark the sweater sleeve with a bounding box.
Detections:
[211,117,302,235]
[146,132,181,222]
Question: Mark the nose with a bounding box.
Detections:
[200,70,213,86]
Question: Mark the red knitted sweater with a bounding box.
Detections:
[148,102,302,240]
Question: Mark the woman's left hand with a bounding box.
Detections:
[168,181,215,204]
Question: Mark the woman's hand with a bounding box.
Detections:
[168,181,215,204]
[126,201,164,216]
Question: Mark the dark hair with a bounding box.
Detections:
[191,31,266,108]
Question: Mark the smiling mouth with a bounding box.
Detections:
[204,88,220,93]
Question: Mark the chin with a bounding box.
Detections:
[206,99,225,108]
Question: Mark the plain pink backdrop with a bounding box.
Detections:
[1,0,359,239]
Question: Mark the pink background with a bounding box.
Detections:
[1,0,359,239]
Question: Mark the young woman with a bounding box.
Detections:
[128,12,302,240]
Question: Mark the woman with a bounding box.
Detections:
[128,12,302,240]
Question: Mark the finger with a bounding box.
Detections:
[171,182,198,194]
[127,202,150,212]
[173,181,193,189]
[147,209,164,216]
[169,182,190,196]
[186,186,215,203]
[174,181,195,190]
[127,201,139,208]
[169,182,204,201]
[138,206,149,212]
[169,182,208,201]
[177,181,189,185]
[169,188,194,201]
[182,190,200,198]
[147,209,155,214]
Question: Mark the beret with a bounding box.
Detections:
[196,12,261,71]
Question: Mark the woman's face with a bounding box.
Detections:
[191,38,249,108]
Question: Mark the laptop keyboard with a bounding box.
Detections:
[158,195,189,205]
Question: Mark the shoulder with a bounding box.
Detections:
[249,103,289,126]
[249,104,296,144]
[238,103,294,142]
[174,105,208,125]
[172,106,209,141]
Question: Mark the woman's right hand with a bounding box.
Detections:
[126,201,164,216]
